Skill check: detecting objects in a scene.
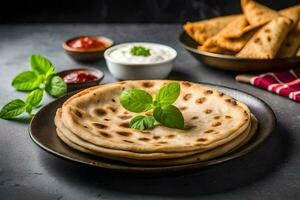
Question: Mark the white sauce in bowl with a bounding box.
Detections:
[107,43,176,64]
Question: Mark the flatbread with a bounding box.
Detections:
[55,108,201,160]
[184,15,240,45]
[113,115,257,166]
[241,0,280,27]
[277,22,300,58]
[59,80,251,153]
[56,114,257,166]
[237,17,293,59]
[56,106,252,160]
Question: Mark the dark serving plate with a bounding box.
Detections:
[178,31,300,72]
[29,83,276,174]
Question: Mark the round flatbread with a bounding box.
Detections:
[55,108,200,160]
[56,114,257,166]
[59,80,251,153]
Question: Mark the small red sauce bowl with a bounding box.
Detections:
[62,36,113,62]
[57,67,104,92]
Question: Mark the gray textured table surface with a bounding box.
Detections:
[0,24,299,200]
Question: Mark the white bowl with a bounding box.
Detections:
[104,42,177,80]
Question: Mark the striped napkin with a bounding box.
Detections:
[236,68,300,102]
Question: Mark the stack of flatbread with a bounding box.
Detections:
[54,80,257,166]
[184,0,300,59]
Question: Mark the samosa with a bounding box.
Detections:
[184,15,239,45]
[211,16,257,52]
[237,17,293,59]
[241,0,279,26]
[277,22,300,58]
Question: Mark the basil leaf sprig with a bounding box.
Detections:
[120,82,184,130]
[0,54,67,120]
[11,71,43,91]
[11,54,67,97]
[130,46,151,57]
[129,115,157,130]
[0,89,43,119]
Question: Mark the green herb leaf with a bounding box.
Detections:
[153,105,184,129]
[25,88,44,108]
[0,99,26,119]
[11,71,42,91]
[25,105,33,115]
[45,66,55,79]
[129,115,156,130]
[156,83,180,106]
[45,75,67,97]
[120,89,153,113]
[30,54,55,75]
[1,54,64,122]
[130,46,151,57]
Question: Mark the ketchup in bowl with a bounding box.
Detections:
[67,37,107,50]
[63,36,113,62]
[63,70,99,84]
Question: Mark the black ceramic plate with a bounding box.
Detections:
[178,31,300,72]
[29,83,276,174]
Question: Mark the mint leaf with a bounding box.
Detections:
[45,75,67,97]
[153,105,184,129]
[25,89,44,108]
[120,89,153,113]
[30,54,55,75]
[11,71,42,91]
[119,82,185,130]
[25,105,33,115]
[0,99,26,119]
[129,115,156,130]
[156,83,180,106]
[45,67,55,79]
[130,46,151,57]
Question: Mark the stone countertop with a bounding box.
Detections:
[0,24,299,200]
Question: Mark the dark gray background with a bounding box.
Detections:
[1,0,300,199]
[0,0,299,23]
[0,24,299,200]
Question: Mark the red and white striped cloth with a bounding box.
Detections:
[250,68,300,102]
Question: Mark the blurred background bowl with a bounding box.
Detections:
[62,36,113,62]
[179,31,300,72]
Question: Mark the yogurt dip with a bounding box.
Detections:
[104,42,177,80]
[107,43,176,64]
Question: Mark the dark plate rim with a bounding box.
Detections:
[28,82,276,173]
[178,31,300,62]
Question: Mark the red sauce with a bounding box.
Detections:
[68,37,107,50]
[63,71,99,84]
